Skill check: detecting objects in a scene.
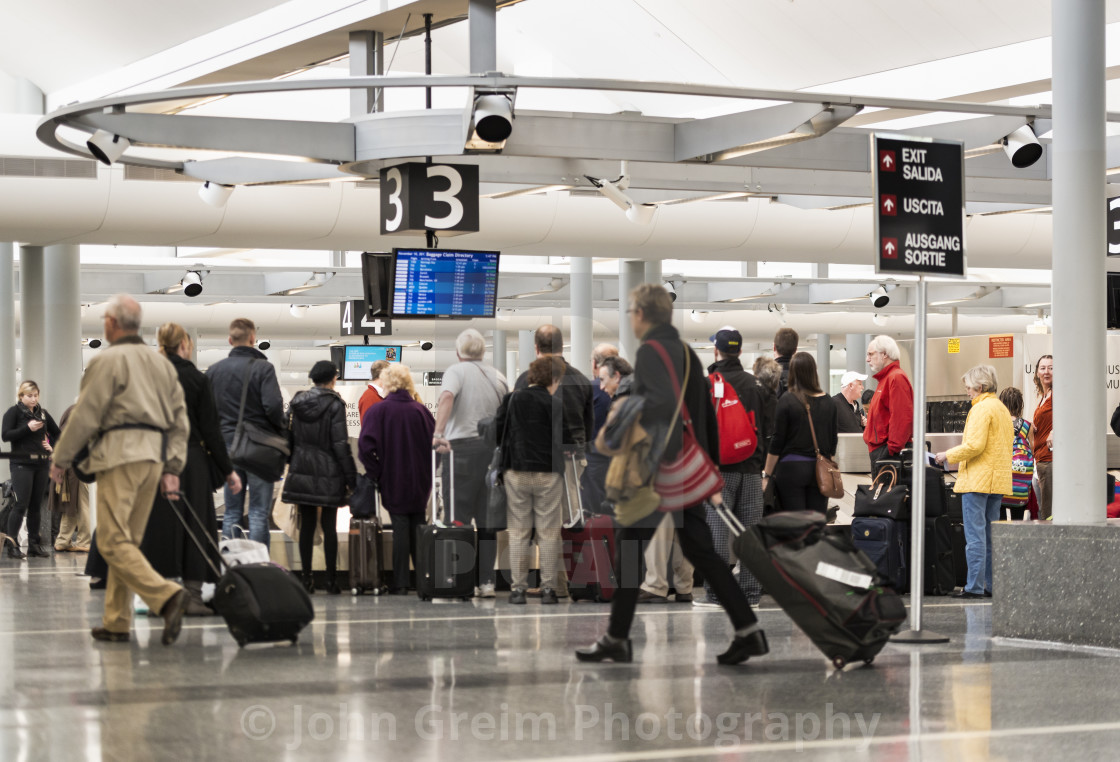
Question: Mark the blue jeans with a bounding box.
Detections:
[961,492,1002,595]
[222,466,275,547]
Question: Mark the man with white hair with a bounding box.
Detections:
[863,335,913,473]
[433,328,508,598]
[833,371,868,433]
[49,294,192,645]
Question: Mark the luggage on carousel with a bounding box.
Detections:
[718,507,906,668]
[415,448,476,601]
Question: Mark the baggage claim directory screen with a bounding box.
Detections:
[391,248,500,318]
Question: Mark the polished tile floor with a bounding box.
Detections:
[2,551,1118,761]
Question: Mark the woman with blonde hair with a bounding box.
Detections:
[1031,355,1053,519]
[2,380,61,559]
[140,323,241,614]
[935,365,1012,599]
[359,363,435,593]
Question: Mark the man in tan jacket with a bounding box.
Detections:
[50,294,191,645]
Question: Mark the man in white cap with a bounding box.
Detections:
[834,371,868,433]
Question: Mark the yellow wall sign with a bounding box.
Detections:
[948,338,961,354]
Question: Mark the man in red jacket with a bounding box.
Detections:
[863,335,913,474]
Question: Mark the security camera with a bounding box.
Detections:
[290,304,309,318]
[87,338,102,349]
[664,281,677,302]
[257,340,271,350]
[1003,125,1043,169]
[181,271,204,297]
[421,341,434,351]
[471,93,514,144]
[87,130,130,165]
[199,181,234,208]
[869,286,890,309]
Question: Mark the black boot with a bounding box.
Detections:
[325,573,342,595]
[301,571,315,594]
[7,543,26,560]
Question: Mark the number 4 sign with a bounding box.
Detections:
[340,300,393,336]
[379,162,480,236]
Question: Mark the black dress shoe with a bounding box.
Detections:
[575,636,633,663]
[91,627,130,643]
[27,544,51,558]
[984,591,993,598]
[160,589,190,646]
[717,630,769,665]
[89,577,106,590]
[7,545,26,560]
[509,589,527,605]
[950,590,985,599]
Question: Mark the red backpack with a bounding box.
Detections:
[709,372,758,464]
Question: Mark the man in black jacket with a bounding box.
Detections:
[206,318,286,547]
[576,285,768,665]
[833,371,867,433]
[700,327,774,608]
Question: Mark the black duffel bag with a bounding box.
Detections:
[854,464,910,521]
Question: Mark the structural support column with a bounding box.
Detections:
[644,261,662,287]
[1052,0,1106,525]
[19,246,45,390]
[816,334,831,393]
[619,261,644,362]
[492,329,507,376]
[469,0,497,73]
[570,257,593,377]
[846,334,868,374]
[43,245,82,412]
[349,31,384,117]
[518,329,534,380]
[0,243,14,481]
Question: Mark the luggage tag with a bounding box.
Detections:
[714,380,725,399]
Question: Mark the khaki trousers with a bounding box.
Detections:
[640,512,695,597]
[504,470,564,591]
[56,482,92,549]
[96,461,181,633]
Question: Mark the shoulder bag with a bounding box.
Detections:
[853,464,909,520]
[804,396,845,499]
[228,360,290,482]
[648,341,724,512]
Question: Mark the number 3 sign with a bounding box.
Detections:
[379,162,480,235]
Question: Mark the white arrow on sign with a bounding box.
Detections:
[883,197,895,212]
[882,153,894,169]
[884,241,896,256]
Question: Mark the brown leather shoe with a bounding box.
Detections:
[160,589,190,646]
[91,627,130,643]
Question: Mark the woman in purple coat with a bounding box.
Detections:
[358,364,435,594]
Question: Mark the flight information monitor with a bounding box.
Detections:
[391,248,500,318]
[341,345,402,381]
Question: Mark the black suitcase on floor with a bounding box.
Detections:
[719,507,907,669]
[851,516,908,592]
[923,516,956,596]
[165,491,314,647]
[416,449,476,601]
[349,516,385,595]
[949,519,967,587]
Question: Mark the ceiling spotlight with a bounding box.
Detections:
[87,129,130,165]
[869,286,890,309]
[290,304,309,318]
[872,313,888,327]
[420,341,434,351]
[466,89,516,150]
[258,340,271,351]
[180,271,205,297]
[663,281,677,302]
[689,310,708,323]
[1003,125,1043,169]
[199,180,234,208]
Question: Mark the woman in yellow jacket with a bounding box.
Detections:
[935,365,1012,600]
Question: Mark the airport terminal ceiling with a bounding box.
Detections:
[5,0,1120,359]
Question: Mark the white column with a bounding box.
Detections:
[506,350,517,382]
[0,243,14,481]
[349,31,384,117]
[846,334,868,374]
[518,329,534,381]
[43,245,82,412]
[644,260,662,286]
[742,261,758,278]
[19,246,45,388]
[1052,0,1106,525]
[619,261,644,362]
[469,0,497,73]
[492,329,507,375]
[570,257,593,377]
[816,334,831,393]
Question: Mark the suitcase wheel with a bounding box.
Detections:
[372,587,382,596]
[352,588,362,596]
[864,657,875,666]
[831,656,847,670]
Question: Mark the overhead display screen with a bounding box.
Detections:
[391,248,499,319]
[341,345,402,381]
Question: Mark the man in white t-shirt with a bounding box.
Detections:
[432,329,508,597]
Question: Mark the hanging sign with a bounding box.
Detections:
[379,162,480,236]
[873,135,966,277]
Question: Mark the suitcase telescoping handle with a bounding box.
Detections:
[711,498,746,538]
[162,491,226,580]
[562,450,584,529]
[431,445,455,526]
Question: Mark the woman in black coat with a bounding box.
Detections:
[762,352,839,515]
[2,380,61,559]
[140,324,242,615]
[282,360,356,594]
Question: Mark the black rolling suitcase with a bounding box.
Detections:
[923,516,956,596]
[165,491,314,647]
[416,448,476,601]
[349,515,385,595]
[851,516,908,591]
[718,507,906,668]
